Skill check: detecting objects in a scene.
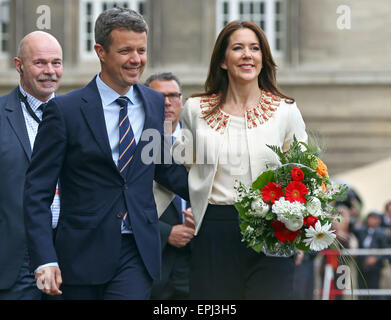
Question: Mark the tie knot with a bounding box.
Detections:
[38,103,47,112]
[116,96,129,110]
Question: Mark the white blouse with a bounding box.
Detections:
[209,114,252,205]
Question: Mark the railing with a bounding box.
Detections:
[316,248,391,300]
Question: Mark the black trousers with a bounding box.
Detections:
[189,204,295,300]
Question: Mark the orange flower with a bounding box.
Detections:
[321,183,327,192]
[316,158,328,177]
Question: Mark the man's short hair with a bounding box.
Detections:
[95,7,148,52]
[144,72,182,91]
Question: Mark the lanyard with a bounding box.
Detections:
[18,87,42,124]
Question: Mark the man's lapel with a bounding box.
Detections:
[5,88,32,160]
[80,77,120,174]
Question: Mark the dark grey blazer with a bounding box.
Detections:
[0,87,32,289]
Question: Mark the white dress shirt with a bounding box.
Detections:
[19,85,60,228]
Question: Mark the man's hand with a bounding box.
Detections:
[168,207,195,248]
[295,250,305,266]
[35,266,63,295]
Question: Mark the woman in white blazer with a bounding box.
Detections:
[173,21,308,299]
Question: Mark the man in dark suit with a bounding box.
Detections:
[0,31,63,300]
[353,212,388,299]
[146,72,195,299]
[23,8,189,300]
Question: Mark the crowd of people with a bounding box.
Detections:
[293,192,391,300]
[1,6,388,301]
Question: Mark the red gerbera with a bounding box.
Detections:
[261,182,283,204]
[291,167,304,181]
[285,181,308,203]
[270,221,301,243]
[304,216,318,228]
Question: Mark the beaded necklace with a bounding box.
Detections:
[200,90,282,133]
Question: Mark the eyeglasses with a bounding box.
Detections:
[163,92,182,102]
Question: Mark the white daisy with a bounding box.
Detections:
[303,221,336,251]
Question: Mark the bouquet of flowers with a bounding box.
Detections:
[234,136,348,256]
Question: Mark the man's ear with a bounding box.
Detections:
[14,57,24,75]
[94,44,106,62]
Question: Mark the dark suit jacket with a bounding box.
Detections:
[0,88,32,289]
[151,199,191,299]
[23,77,189,285]
[353,226,388,272]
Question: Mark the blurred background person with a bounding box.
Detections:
[146,72,194,300]
[344,189,364,234]
[380,201,391,296]
[353,211,387,299]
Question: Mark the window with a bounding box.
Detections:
[0,0,9,56]
[79,0,146,59]
[216,0,285,56]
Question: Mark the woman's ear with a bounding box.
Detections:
[220,61,227,70]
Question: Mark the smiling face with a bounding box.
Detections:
[95,28,147,95]
[14,32,63,102]
[220,28,262,86]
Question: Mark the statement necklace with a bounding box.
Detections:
[200,90,282,133]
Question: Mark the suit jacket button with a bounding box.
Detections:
[123,184,128,190]
[117,213,122,219]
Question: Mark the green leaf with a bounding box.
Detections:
[252,243,263,253]
[240,222,249,233]
[234,203,247,220]
[265,211,275,221]
[234,202,243,212]
[295,242,310,252]
[252,170,275,190]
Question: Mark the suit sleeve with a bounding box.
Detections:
[159,220,172,250]
[23,98,67,271]
[154,153,189,201]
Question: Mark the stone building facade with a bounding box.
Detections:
[0,0,390,174]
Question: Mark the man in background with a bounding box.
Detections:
[354,212,388,299]
[146,72,194,299]
[0,31,62,299]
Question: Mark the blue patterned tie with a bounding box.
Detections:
[115,96,136,229]
[116,96,137,178]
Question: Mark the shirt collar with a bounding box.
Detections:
[96,73,136,107]
[18,84,55,112]
[172,121,181,138]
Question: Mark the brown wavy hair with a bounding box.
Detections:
[193,20,294,105]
